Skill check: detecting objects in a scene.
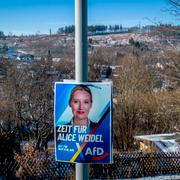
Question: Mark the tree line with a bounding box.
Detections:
[57,24,123,34]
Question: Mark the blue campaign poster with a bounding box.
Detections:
[54,82,112,163]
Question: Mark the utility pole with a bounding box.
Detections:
[75,0,89,180]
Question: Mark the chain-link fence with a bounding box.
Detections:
[1,152,180,179]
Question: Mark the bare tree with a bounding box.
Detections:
[113,54,154,151]
[167,0,180,16]
[26,61,54,150]
[0,59,54,151]
[113,52,180,151]
[88,48,113,81]
[163,51,180,89]
[0,61,31,141]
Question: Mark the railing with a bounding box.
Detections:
[1,151,180,179]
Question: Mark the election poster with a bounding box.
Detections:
[54,82,112,163]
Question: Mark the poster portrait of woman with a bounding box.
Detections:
[54,82,112,163]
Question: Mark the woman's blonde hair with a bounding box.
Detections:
[69,85,92,106]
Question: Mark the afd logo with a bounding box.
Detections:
[85,147,108,161]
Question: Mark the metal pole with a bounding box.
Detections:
[75,0,89,180]
[75,0,88,82]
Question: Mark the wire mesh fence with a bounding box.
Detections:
[0,151,180,179]
[90,152,180,179]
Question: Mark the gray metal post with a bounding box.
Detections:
[75,0,88,82]
[75,0,89,180]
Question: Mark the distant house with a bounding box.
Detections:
[134,133,180,153]
[19,54,35,62]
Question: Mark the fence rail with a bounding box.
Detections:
[1,151,180,179]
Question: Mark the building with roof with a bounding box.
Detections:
[134,133,180,153]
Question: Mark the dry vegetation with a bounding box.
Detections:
[0,25,180,157]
